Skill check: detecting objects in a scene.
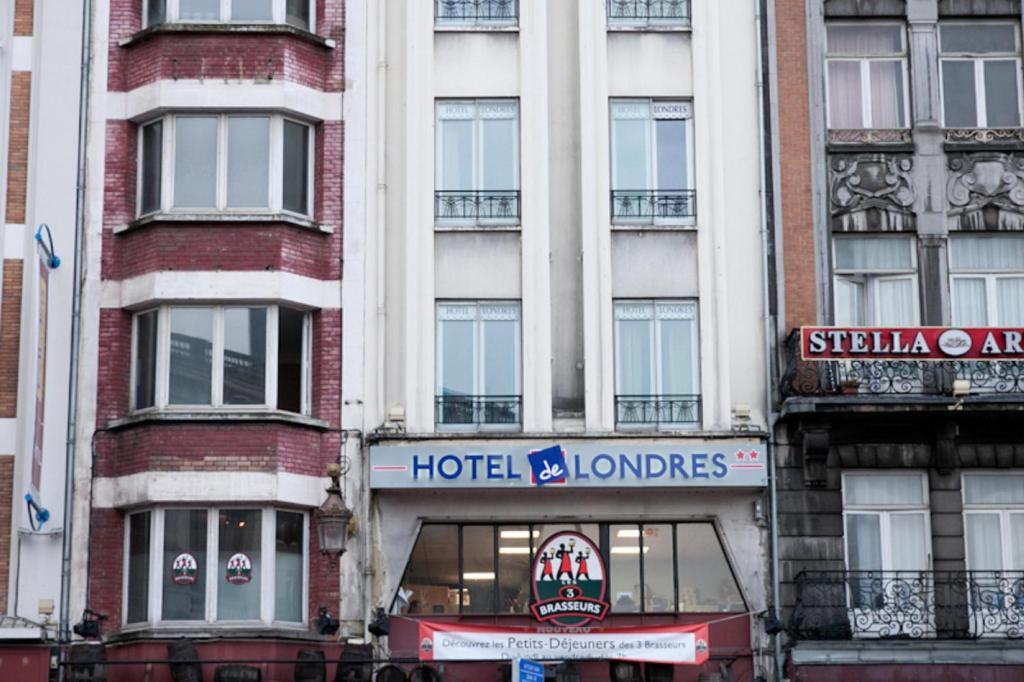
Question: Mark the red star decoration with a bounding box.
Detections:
[749,450,759,460]
[736,450,746,460]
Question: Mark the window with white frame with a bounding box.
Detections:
[435,0,518,27]
[138,114,313,218]
[435,302,521,428]
[833,235,919,325]
[940,22,1023,128]
[963,474,1024,572]
[607,0,690,27]
[613,300,700,428]
[435,100,520,224]
[610,100,695,224]
[132,305,311,413]
[124,508,307,626]
[144,0,314,31]
[950,235,1024,326]
[826,23,909,129]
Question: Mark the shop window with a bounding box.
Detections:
[393,522,744,616]
[137,114,314,218]
[950,235,1024,326]
[940,22,1022,129]
[613,300,700,429]
[607,0,690,27]
[435,100,520,225]
[435,0,518,27]
[833,235,919,325]
[124,507,308,627]
[436,302,521,430]
[131,305,311,414]
[610,99,695,224]
[826,23,909,129]
[144,0,313,30]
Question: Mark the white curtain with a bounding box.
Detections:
[828,61,863,128]
[870,60,905,127]
[483,319,517,396]
[876,278,916,325]
[952,278,989,326]
[659,318,695,395]
[835,236,913,269]
[846,514,882,572]
[964,474,1024,505]
[1011,515,1024,569]
[890,514,928,571]
[846,474,924,506]
[611,103,651,191]
[951,236,1024,270]
[439,118,474,191]
[997,278,1024,325]
[617,319,653,395]
[834,277,865,326]
[966,514,1004,570]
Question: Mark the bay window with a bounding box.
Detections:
[131,305,311,414]
[138,114,313,218]
[435,302,521,429]
[833,235,919,325]
[435,100,520,225]
[610,99,695,224]
[124,508,308,627]
[940,22,1023,128]
[144,0,314,31]
[950,235,1024,326]
[614,300,700,428]
[826,23,909,129]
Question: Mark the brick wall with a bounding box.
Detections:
[0,261,23,418]
[0,458,13,612]
[13,0,33,36]
[5,72,31,224]
[87,509,125,628]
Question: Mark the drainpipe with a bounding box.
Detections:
[58,0,92,652]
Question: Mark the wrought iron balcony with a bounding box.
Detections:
[608,0,691,22]
[781,330,1024,397]
[435,395,522,427]
[615,395,701,427]
[791,570,1024,640]
[435,191,521,224]
[436,0,518,25]
[611,190,696,222]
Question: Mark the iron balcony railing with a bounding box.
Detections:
[791,570,1024,640]
[435,190,521,224]
[436,0,518,24]
[611,190,696,222]
[781,330,1024,397]
[436,395,522,427]
[615,395,701,427]
[608,0,691,22]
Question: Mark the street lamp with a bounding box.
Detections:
[315,463,354,561]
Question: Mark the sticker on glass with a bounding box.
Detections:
[171,553,199,585]
[225,553,253,585]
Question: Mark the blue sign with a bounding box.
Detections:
[527,445,567,486]
[514,658,544,682]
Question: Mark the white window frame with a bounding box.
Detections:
[122,507,310,629]
[606,0,691,28]
[130,305,312,414]
[613,299,701,430]
[435,301,522,432]
[434,0,518,28]
[824,22,910,129]
[137,113,315,218]
[939,21,1024,128]
[145,0,316,31]
[949,236,1024,326]
[832,235,920,325]
[609,99,696,227]
[962,472,1024,572]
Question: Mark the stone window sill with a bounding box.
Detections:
[109,624,319,643]
[606,24,691,32]
[434,25,520,33]
[118,212,331,235]
[119,23,335,49]
[108,409,330,432]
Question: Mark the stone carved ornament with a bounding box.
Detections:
[829,154,915,232]
[947,153,1024,231]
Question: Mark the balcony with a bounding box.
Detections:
[611,190,696,224]
[435,0,518,26]
[435,191,521,225]
[435,395,522,428]
[615,394,701,428]
[607,0,691,23]
[791,570,1024,640]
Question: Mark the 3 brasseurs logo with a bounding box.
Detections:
[530,531,609,627]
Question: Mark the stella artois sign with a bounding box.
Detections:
[801,327,1024,361]
[171,553,198,585]
[225,553,253,585]
[531,532,609,627]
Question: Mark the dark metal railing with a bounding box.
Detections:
[435,190,521,223]
[615,395,701,427]
[436,0,518,24]
[436,395,522,426]
[608,0,691,22]
[791,570,1024,640]
[611,190,696,222]
[781,330,1024,397]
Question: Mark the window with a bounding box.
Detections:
[436,302,521,429]
[131,305,311,414]
[614,300,700,428]
[144,0,313,30]
[124,508,308,627]
[394,522,744,616]
[435,100,520,225]
[138,114,313,218]
[950,236,1024,326]
[940,22,1022,128]
[435,0,518,27]
[610,100,695,224]
[833,235,919,325]
[607,0,690,26]
[826,24,908,129]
